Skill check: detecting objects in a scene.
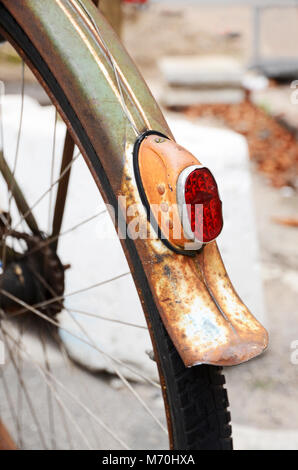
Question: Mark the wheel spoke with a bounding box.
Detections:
[15,321,25,448]
[0,323,48,449]
[6,264,158,390]
[46,326,75,450]
[3,287,160,388]
[0,66,39,238]
[2,323,94,449]
[47,109,58,234]
[11,151,81,232]
[2,61,25,273]
[52,330,103,450]
[0,289,165,434]
[69,308,147,330]
[40,328,56,449]
[25,208,106,258]
[2,323,130,450]
[8,60,25,207]
[10,267,129,316]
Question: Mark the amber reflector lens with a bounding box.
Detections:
[184,167,223,243]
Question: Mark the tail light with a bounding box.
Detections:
[177,166,223,244]
[134,132,223,254]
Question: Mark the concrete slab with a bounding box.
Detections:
[159,55,245,88]
[233,424,298,450]
[160,87,245,107]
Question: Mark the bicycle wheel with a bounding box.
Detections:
[0,0,232,450]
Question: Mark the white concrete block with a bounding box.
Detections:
[161,87,245,106]
[159,55,245,87]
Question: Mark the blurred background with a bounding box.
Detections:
[1,0,298,450]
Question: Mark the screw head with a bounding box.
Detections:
[157,183,165,195]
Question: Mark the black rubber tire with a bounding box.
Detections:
[0,3,232,450]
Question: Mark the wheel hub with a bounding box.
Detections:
[0,217,66,317]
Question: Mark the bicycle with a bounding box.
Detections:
[0,0,268,450]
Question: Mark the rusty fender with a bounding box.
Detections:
[1,0,268,366]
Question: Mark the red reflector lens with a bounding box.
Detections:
[184,167,223,243]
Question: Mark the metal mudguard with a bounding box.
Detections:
[1,0,268,366]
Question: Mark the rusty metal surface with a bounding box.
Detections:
[1,0,268,367]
